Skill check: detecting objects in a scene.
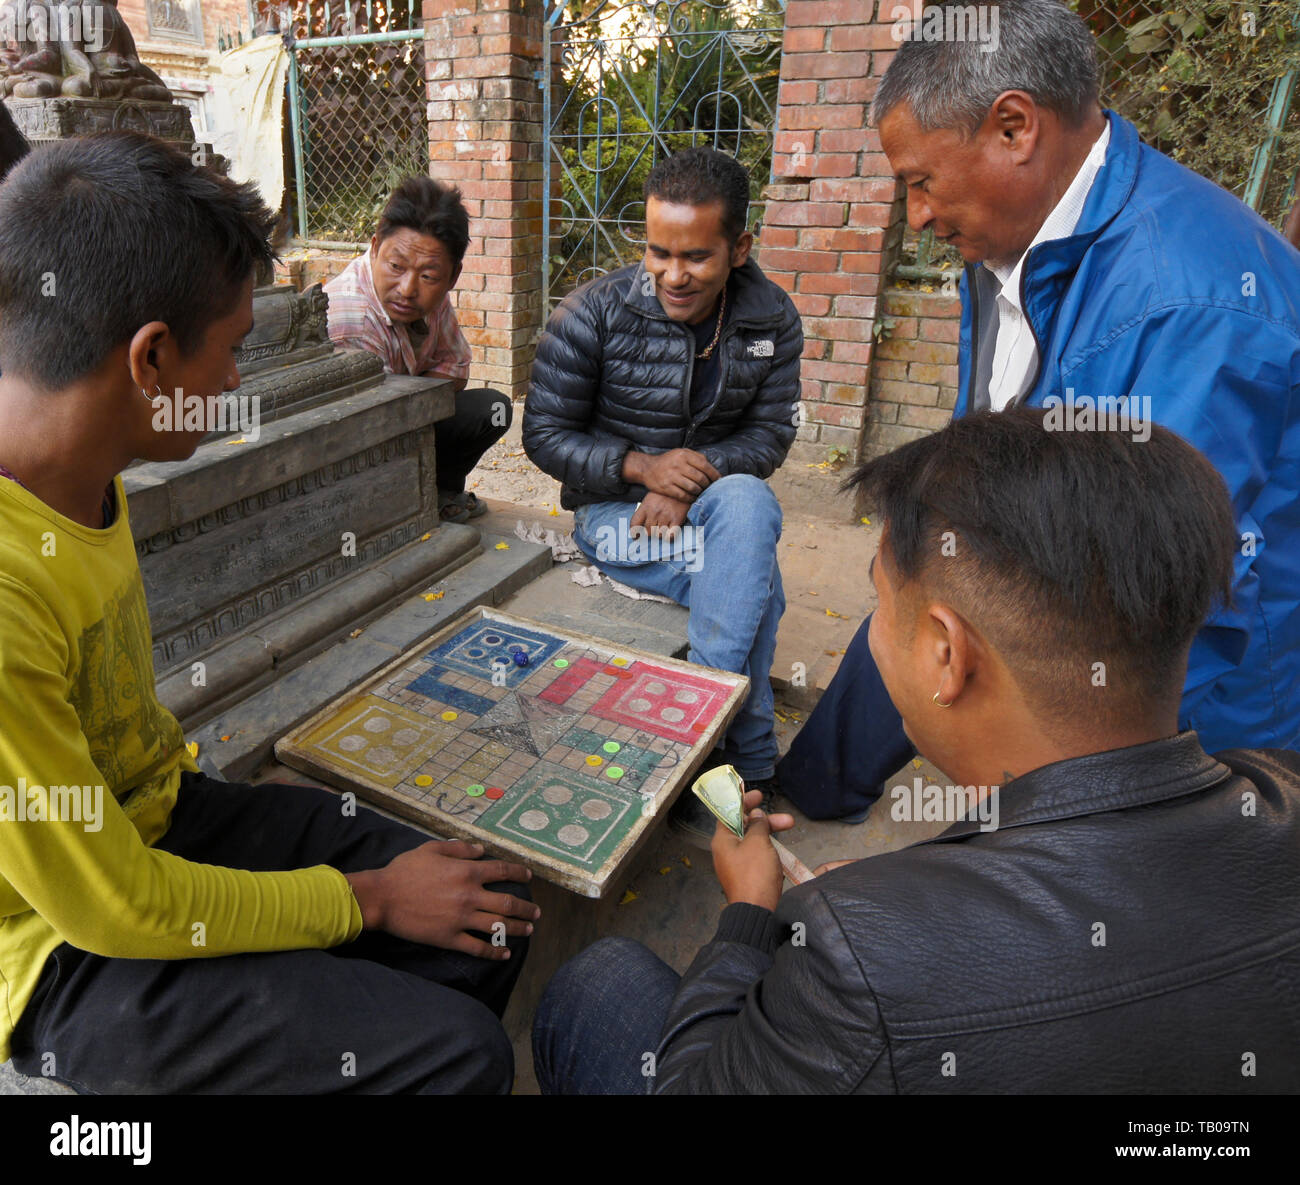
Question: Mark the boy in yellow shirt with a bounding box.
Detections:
[0,132,538,1093]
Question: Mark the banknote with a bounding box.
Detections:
[692,764,746,839]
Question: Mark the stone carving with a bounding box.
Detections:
[236,284,339,373]
[0,0,171,100]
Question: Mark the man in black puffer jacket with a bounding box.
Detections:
[524,148,803,834]
[533,409,1300,1094]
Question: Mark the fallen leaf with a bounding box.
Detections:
[658,866,671,875]
[680,855,692,868]
[186,741,199,758]
[619,889,638,905]
[860,516,871,526]
[349,628,363,638]
[419,532,431,542]
[225,437,248,445]
[219,734,233,742]
[825,609,848,619]
[548,505,559,516]
[423,591,445,601]
[495,541,510,550]
[912,757,923,769]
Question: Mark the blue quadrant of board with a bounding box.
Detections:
[404,665,497,715]
[424,621,567,689]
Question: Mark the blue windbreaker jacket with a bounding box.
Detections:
[955,111,1299,752]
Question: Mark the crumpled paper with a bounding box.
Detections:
[514,519,582,562]
[568,564,675,604]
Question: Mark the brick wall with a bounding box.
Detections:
[274,248,355,292]
[758,0,903,465]
[863,288,961,456]
[424,0,545,403]
[761,0,966,467]
[119,0,253,57]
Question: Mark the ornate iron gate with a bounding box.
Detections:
[542,0,787,307]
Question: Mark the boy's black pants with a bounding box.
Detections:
[9,773,529,1094]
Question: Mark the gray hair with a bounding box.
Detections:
[872,1,1101,135]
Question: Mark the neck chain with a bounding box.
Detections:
[695,284,727,360]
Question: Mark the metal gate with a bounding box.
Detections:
[542,0,787,308]
[284,1,427,245]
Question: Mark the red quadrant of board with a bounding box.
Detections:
[538,657,608,705]
[590,663,729,743]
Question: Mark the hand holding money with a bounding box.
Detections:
[694,766,812,910]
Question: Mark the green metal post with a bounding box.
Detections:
[287,48,309,240]
[1243,10,1299,212]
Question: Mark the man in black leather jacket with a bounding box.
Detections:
[523,147,803,830]
[533,408,1300,1093]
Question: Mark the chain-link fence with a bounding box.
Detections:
[898,0,1298,278]
[260,0,427,244]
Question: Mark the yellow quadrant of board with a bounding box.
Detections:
[296,694,458,789]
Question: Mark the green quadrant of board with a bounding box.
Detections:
[475,761,640,871]
[558,726,664,791]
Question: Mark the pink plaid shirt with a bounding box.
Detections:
[323,248,472,381]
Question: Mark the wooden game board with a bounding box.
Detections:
[274,607,749,896]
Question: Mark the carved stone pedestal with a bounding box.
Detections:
[124,283,478,728]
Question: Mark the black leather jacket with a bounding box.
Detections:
[523,258,803,509]
[655,733,1300,1093]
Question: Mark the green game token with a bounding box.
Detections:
[554,658,569,669]
[465,783,486,797]
[602,741,621,754]
[605,766,625,780]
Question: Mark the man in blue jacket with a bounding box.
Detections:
[779,0,1300,820]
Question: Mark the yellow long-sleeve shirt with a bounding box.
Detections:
[0,474,362,1062]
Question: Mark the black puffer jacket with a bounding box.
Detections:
[654,734,1300,1093]
[523,257,803,509]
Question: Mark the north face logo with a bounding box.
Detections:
[747,339,774,358]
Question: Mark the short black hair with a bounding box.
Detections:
[0,132,276,391]
[376,176,470,267]
[644,146,750,243]
[846,408,1237,730]
[0,103,29,181]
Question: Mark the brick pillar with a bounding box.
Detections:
[864,288,962,457]
[758,0,906,464]
[425,0,545,402]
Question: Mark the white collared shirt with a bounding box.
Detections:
[984,122,1111,410]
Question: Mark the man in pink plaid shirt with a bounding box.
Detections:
[325,177,511,522]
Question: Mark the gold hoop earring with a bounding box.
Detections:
[932,689,953,709]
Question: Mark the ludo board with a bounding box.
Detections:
[274,608,749,896]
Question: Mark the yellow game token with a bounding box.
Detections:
[414,775,433,787]
[441,711,458,722]
[586,755,602,766]
[611,657,629,667]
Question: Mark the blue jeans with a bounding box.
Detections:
[573,474,786,780]
[532,938,680,1095]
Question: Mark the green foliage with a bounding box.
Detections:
[551,0,785,295]
[1075,0,1299,224]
